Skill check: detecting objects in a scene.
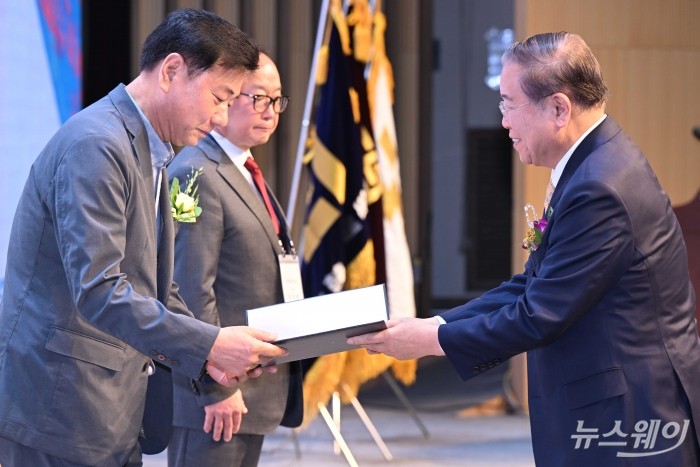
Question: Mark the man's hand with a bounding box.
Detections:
[206,326,287,387]
[347,318,445,360]
[203,391,248,442]
[205,360,279,387]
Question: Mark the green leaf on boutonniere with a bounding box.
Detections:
[170,167,203,223]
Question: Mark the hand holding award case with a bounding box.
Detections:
[246,284,388,365]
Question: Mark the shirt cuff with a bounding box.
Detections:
[433,315,446,355]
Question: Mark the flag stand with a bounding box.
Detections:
[318,397,359,467]
[312,373,429,464]
[319,388,393,465]
[341,384,394,460]
[381,372,430,438]
[290,429,302,458]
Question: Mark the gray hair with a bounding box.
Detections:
[502,32,609,110]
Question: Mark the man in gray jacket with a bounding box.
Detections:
[0,9,285,466]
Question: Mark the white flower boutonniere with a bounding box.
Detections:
[170,167,203,223]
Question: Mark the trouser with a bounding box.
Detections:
[168,426,265,467]
[0,436,143,466]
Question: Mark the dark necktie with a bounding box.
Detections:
[244,156,280,235]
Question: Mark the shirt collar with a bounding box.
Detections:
[551,114,607,187]
[210,131,254,182]
[125,90,175,171]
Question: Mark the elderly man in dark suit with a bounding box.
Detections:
[0,9,286,467]
[168,52,302,467]
[350,32,700,466]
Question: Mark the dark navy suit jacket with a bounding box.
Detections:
[438,117,700,466]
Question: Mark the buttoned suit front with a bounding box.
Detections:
[0,84,220,466]
[168,134,302,462]
[438,117,700,466]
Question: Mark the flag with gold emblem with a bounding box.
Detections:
[299,0,416,427]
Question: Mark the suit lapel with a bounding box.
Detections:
[202,136,282,253]
[108,84,158,247]
[108,84,171,302]
[547,116,621,214]
[108,85,155,189]
[535,117,622,260]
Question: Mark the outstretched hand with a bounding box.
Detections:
[206,326,286,387]
[348,317,445,360]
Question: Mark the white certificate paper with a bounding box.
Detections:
[246,284,388,364]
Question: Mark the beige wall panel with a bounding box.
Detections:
[625,0,698,48]
[519,0,629,46]
[519,0,698,48]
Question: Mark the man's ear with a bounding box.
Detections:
[551,92,572,127]
[158,53,186,92]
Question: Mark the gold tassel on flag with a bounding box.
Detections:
[347,0,372,62]
[316,45,329,85]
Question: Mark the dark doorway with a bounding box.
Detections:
[465,128,512,291]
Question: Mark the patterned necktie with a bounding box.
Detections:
[244,156,280,235]
[544,180,555,214]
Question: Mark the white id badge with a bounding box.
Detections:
[278,254,304,302]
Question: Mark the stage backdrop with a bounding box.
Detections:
[0,0,81,297]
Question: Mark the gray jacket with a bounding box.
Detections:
[0,84,219,466]
[169,135,302,434]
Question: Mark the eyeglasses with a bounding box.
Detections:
[498,100,530,117]
[238,92,289,113]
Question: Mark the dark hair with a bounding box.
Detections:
[139,8,259,77]
[502,32,609,110]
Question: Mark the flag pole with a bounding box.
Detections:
[285,0,331,228]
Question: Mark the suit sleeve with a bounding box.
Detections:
[439,179,634,380]
[170,157,238,404]
[439,272,527,322]
[53,134,218,379]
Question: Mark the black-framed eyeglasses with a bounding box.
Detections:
[238,92,289,113]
